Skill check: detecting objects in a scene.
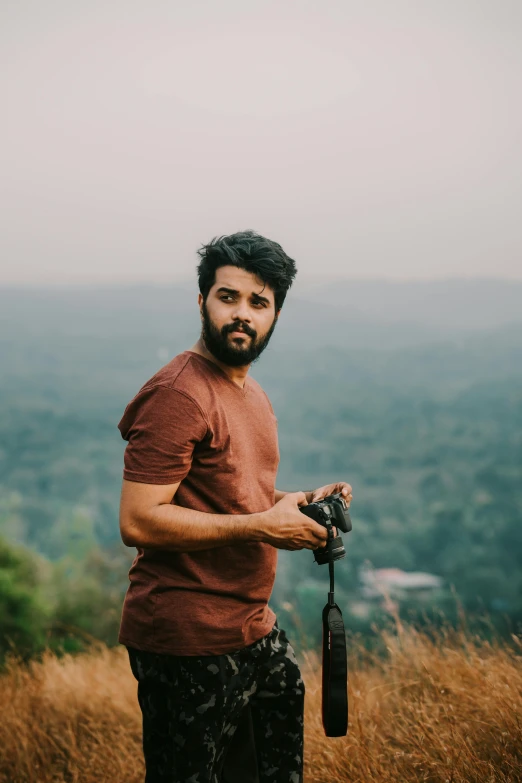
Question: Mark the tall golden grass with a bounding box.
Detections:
[1,618,521,783]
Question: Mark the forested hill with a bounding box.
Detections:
[1,279,521,650]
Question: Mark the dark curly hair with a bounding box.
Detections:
[196,230,297,311]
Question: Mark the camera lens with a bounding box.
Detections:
[314,534,346,565]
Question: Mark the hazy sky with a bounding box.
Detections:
[1,0,521,284]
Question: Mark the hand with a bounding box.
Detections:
[310,481,353,506]
[258,491,329,552]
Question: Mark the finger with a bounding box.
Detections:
[287,491,307,506]
[315,525,328,541]
[311,487,326,502]
[340,484,353,496]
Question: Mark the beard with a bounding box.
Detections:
[200,301,278,367]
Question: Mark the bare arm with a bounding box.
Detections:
[120,480,328,553]
[119,479,263,551]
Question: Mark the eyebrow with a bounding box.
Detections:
[216,286,271,305]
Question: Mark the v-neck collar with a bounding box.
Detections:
[185,351,250,398]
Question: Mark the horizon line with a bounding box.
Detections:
[1,275,522,290]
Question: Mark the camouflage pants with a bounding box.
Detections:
[127,622,305,783]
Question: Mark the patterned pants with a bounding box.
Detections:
[127,622,305,783]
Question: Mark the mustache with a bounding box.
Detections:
[222,322,257,339]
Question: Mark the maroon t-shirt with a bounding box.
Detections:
[117,350,280,655]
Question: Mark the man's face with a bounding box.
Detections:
[199,265,280,367]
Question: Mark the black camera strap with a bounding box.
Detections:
[321,526,348,737]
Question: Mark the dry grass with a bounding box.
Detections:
[1,619,521,783]
[302,617,522,783]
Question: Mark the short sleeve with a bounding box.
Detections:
[118,385,208,485]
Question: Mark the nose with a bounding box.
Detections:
[231,299,251,323]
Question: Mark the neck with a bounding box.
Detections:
[188,338,250,389]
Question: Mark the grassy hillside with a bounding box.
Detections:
[0,618,521,783]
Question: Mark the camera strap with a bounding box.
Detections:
[321,528,348,737]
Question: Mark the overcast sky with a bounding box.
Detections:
[1,0,521,284]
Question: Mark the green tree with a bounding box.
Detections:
[0,536,51,659]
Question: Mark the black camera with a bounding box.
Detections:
[300,492,352,565]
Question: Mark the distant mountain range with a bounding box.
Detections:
[296,278,522,332]
[2,278,520,355]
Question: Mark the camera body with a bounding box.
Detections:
[300,492,352,565]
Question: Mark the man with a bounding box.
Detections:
[118,230,353,783]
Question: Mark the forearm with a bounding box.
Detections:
[124,503,266,552]
[275,488,313,504]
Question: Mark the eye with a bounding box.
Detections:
[252,300,267,308]
[220,295,234,302]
